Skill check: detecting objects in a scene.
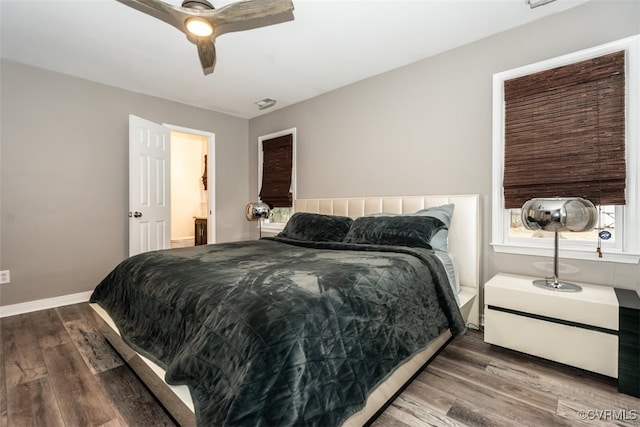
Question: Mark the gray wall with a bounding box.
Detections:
[0,61,250,306]
[249,1,640,292]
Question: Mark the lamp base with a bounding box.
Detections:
[532,279,582,293]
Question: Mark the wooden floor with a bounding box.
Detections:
[1,303,638,427]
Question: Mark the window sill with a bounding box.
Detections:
[261,223,285,233]
[491,243,640,264]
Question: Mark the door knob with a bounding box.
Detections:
[133,211,142,218]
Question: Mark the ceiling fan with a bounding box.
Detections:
[116,0,294,74]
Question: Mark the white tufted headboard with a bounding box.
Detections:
[295,194,481,326]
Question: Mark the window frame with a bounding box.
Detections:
[491,35,640,264]
[257,127,296,233]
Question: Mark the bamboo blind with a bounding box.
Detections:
[259,133,293,208]
[503,51,626,209]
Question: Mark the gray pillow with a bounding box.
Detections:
[277,212,353,242]
[415,204,454,251]
[343,215,446,249]
[369,204,454,251]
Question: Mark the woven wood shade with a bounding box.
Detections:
[503,51,626,209]
[259,134,293,208]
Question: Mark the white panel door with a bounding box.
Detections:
[129,115,171,256]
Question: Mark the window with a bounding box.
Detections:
[258,128,296,231]
[492,35,639,263]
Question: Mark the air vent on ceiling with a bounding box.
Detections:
[527,0,556,8]
[255,98,277,110]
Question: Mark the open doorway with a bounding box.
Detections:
[165,125,216,248]
[128,116,215,256]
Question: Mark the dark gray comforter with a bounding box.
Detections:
[90,237,466,426]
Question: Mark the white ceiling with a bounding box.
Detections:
[1,0,590,119]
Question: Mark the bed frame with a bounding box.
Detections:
[90,194,480,427]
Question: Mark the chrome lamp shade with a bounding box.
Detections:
[521,197,597,292]
[246,202,271,221]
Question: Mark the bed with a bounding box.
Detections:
[90,194,480,426]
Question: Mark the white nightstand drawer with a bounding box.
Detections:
[485,308,618,377]
[484,273,618,330]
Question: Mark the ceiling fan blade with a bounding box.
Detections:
[116,0,186,32]
[209,0,294,26]
[197,39,216,75]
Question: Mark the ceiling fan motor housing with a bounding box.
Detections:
[182,0,214,10]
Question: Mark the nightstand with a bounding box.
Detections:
[484,273,639,397]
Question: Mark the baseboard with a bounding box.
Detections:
[0,290,93,318]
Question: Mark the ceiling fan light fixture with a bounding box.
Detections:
[185,17,214,37]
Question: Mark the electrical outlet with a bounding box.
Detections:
[0,270,10,285]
